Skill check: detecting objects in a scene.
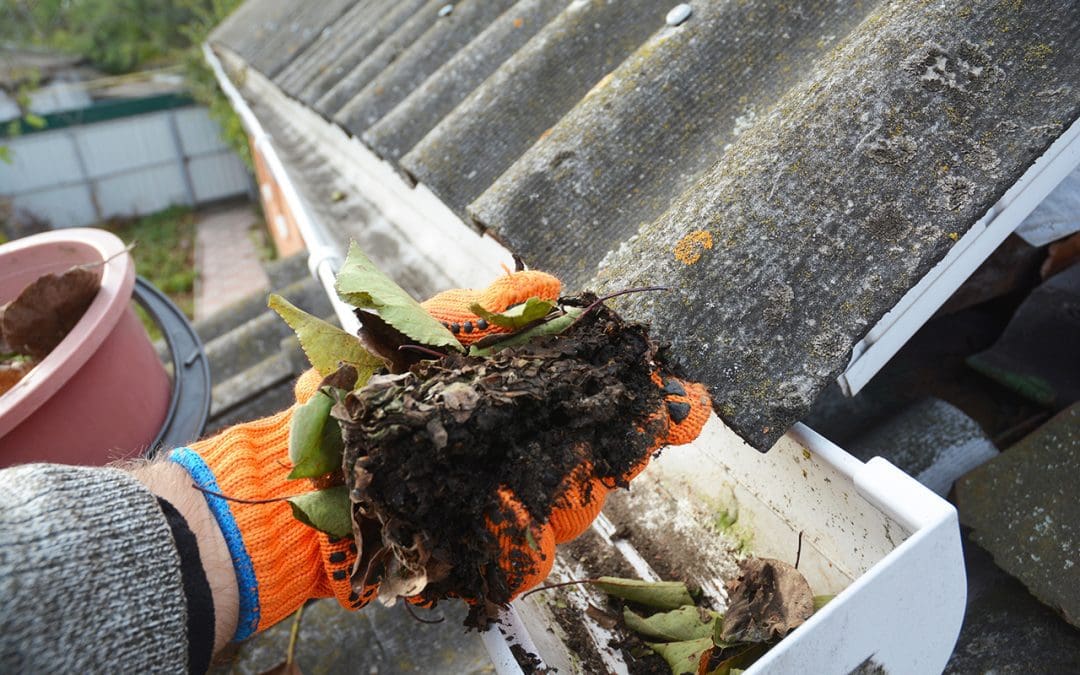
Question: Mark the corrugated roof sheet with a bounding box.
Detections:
[210,0,1080,449]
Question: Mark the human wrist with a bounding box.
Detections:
[129,459,239,655]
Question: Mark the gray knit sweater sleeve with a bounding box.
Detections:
[0,464,189,673]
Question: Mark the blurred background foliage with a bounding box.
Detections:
[0,0,250,167]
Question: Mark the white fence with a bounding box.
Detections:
[0,103,252,228]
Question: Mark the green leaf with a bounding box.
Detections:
[23,113,46,129]
[468,307,582,357]
[644,637,713,675]
[288,391,344,479]
[813,594,835,611]
[335,243,463,351]
[0,145,11,164]
[594,577,695,610]
[623,606,720,642]
[269,293,382,383]
[287,486,352,538]
[468,297,555,329]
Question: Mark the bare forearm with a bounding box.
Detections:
[130,460,239,655]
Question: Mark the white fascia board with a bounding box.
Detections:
[840,115,1080,396]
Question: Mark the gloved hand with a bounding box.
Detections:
[419,272,712,604]
[169,368,359,640]
[173,268,711,638]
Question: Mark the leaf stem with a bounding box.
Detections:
[285,602,305,665]
[581,286,670,317]
[190,484,307,505]
[520,578,601,600]
[402,601,446,624]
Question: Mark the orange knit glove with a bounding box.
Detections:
[169,370,362,640]
[419,272,712,602]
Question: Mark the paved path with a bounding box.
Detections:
[194,203,270,321]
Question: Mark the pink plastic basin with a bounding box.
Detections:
[0,229,171,467]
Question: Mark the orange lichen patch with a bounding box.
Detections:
[674,230,714,265]
[513,17,524,29]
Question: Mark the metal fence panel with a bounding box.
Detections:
[0,132,84,194]
[74,114,177,177]
[189,152,250,203]
[95,163,189,217]
[2,103,251,229]
[13,184,96,228]
[174,107,230,156]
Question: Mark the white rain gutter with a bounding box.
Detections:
[202,42,360,336]
[839,116,1080,395]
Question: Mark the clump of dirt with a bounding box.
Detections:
[334,297,667,626]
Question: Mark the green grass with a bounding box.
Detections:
[104,205,197,339]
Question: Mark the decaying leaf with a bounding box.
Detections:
[720,557,814,644]
[700,643,768,675]
[288,391,344,480]
[355,309,422,373]
[0,357,36,396]
[645,637,714,675]
[813,594,835,611]
[468,307,582,357]
[595,577,696,611]
[1,266,101,359]
[287,486,352,538]
[269,294,382,383]
[335,243,463,352]
[468,296,555,329]
[623,605,720,642]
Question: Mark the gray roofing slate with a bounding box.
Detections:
[274,0,393,98]
[297,0,429,107]
[335,0,518,137]
[316,0,447,117]
[364,0,567,162]
[210,0,1080,450]
[401,0,665,213]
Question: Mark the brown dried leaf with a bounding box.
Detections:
[719,557,814,644]
[2,266,101,359]
[355,309,422,373]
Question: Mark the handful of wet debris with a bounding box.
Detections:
[272,244,676,625]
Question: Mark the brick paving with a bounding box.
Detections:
[194,204,271,321]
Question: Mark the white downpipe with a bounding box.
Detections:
[202,42,360,336]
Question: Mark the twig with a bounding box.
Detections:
[402,601,445,624]
[76,242,137,270]
[285,603,305,665]
[521,578,601,600]
[795,531,804,569]
[573,286,670,326]
[191,484,307,505]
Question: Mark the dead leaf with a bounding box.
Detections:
[720,557,814,644]
[645,637,714,675]
[1,266,101,359]
[0,357,36,396]
[355,309,422,373]
[699,643,768,675]
[258,660,303,675]
[1042,231,1080,280]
